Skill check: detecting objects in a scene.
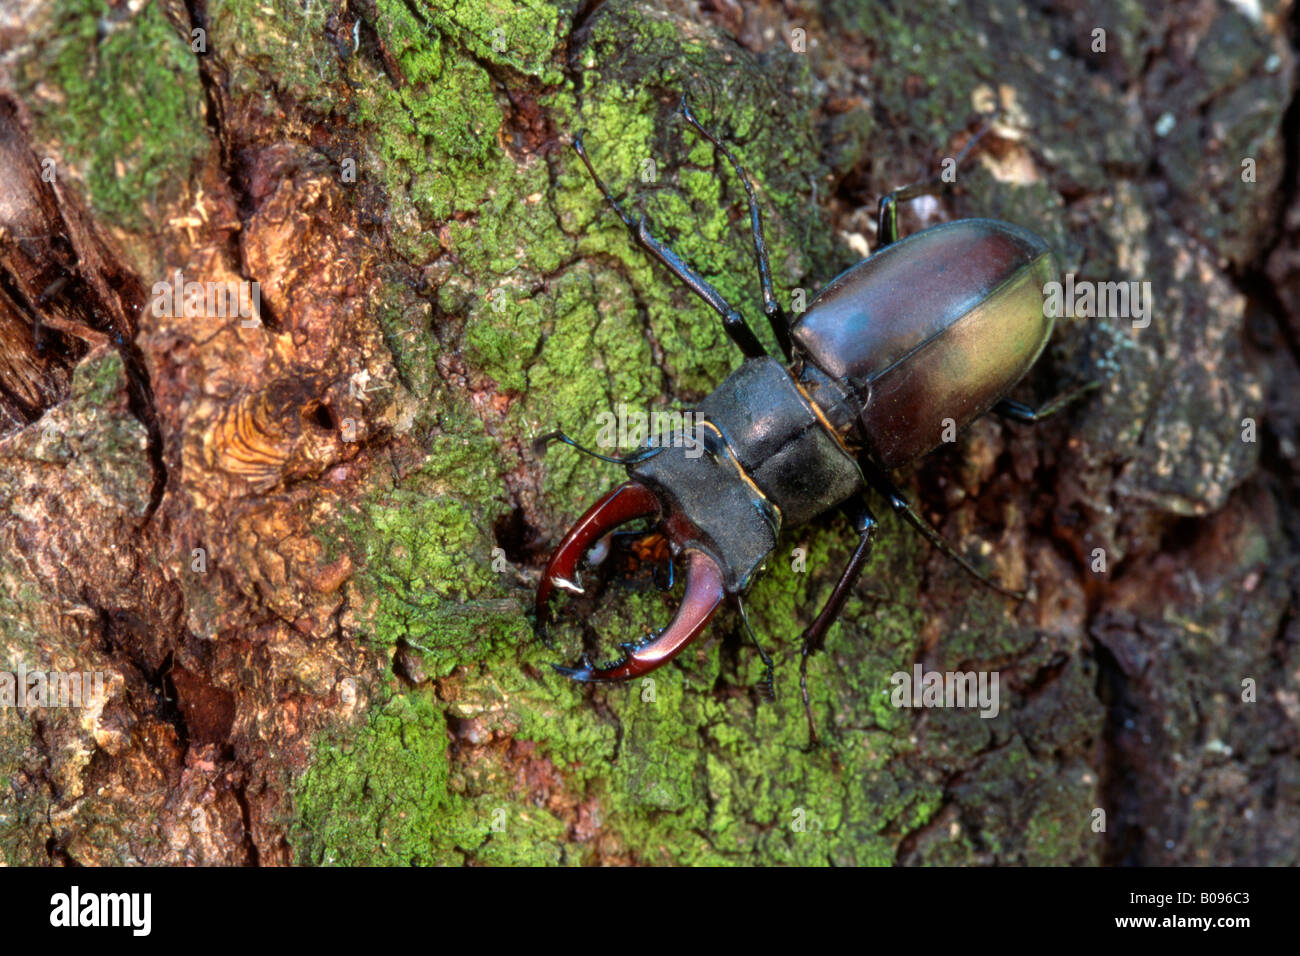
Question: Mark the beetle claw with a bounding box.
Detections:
[544,550,726,682]
[535,481,662,635]
[535,479,728,682]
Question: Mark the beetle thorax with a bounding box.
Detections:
[627,357,863,593]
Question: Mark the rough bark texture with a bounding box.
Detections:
[0,0,1296,865]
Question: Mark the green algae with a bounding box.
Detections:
[281,0,1092,866]
[292,691,477,865]
[19,0,207,232]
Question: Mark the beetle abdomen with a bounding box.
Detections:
[791,219,1057,469]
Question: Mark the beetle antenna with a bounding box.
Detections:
[533,429,665,466]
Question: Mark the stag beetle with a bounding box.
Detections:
[535,97,1097,742]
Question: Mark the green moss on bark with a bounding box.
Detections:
[17,0,207,231]
[284,0,1095,866]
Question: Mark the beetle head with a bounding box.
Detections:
[535,423,779,682]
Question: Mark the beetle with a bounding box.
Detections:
[534,97,1097,742]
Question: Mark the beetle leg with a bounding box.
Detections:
[572,131,768,360]
[992,379,1102,423]
[876,182,939,248]
[735,596,775,701]
[798,496,879,749]
[678,96,793,361]
[860,461,1025,601]
[551,549,726,681]
[876,107,1003,249]
[653,548,675,591]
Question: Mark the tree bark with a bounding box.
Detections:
[0,0,1296,865]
